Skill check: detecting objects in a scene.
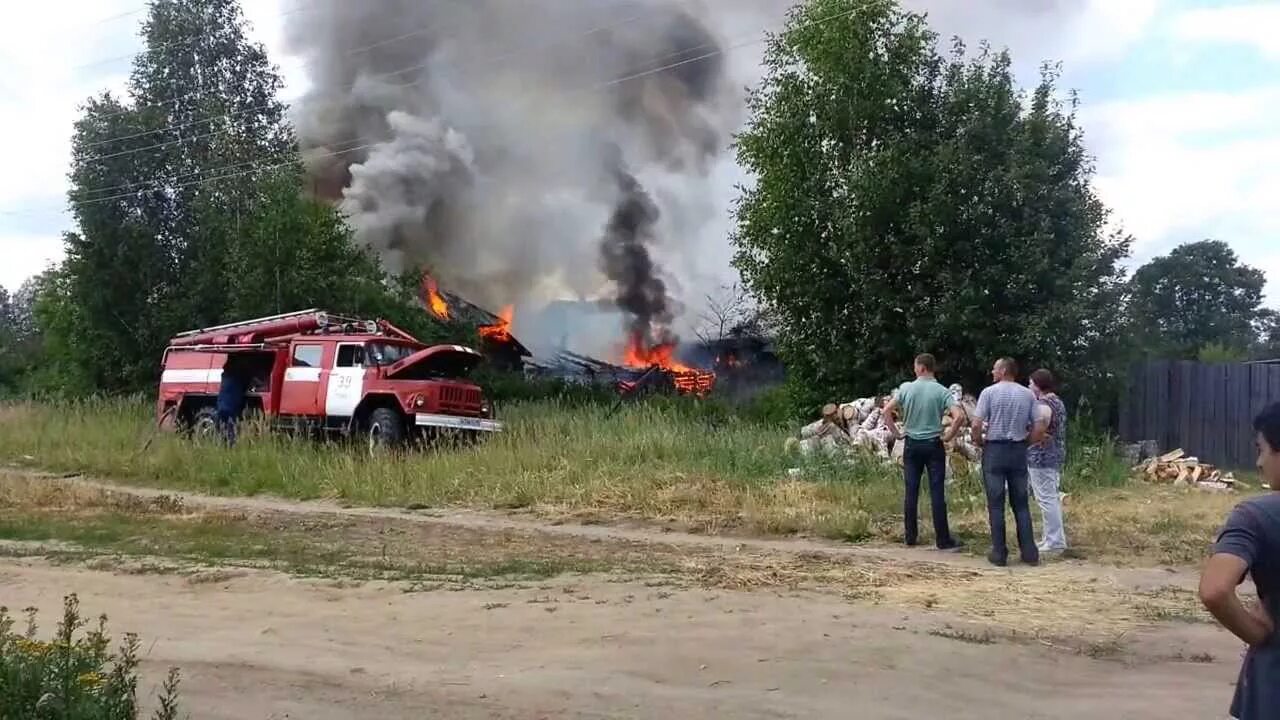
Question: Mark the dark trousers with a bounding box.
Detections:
[982,441,1038,563]
[216,409,238,446]
[902,437,954,547]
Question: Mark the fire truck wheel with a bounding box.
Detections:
[190,407,219,439]
[366,407,405,451]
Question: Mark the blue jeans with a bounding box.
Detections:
[982,441,1038,563]
[902,437,954,547]
[216,409,238,446]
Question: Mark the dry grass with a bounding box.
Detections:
[0,472,1215,646]
[0,398,1252,567]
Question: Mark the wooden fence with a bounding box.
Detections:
[1119,360,1280,469]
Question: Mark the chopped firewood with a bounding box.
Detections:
[1130,449,1236,495]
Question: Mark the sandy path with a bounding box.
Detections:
[1,558,1241,720]
[24,472,1200,590]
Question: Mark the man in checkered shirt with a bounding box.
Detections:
[972,357,1049,567]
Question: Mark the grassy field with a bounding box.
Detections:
[0,397,1245,564]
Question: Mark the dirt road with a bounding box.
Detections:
[0,472,1246,718]
[1,556,1240,720]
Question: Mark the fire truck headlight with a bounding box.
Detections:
[413,394,426,408]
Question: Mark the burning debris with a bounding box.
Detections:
[526,349,715,397]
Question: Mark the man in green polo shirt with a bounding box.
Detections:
[883,354,963,550]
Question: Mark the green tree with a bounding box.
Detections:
[38,0,428,394]
[0,279,47,394]
[1255,310,1280,360]
[1128,239,1267,359]
[732,0,1130,408]
[52,0,294,391]
[0,287,15,391]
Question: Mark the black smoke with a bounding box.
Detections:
[598,159,675,351]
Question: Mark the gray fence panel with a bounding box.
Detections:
[1122,361,1280,468]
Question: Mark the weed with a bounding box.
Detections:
[928,626,997,645]
[1082,636,1126,659]
[0,594,182,718]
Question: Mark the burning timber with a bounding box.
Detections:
[419,274,716,395]
[526,350,715,397]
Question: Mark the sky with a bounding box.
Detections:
[1,0,1277,308]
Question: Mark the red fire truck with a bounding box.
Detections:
[157,309,501,446]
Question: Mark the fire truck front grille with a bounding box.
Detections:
[438,385,482,414]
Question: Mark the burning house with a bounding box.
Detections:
[419,274,531,372]
[418,277,719,397]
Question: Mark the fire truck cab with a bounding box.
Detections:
[157,309,501,446]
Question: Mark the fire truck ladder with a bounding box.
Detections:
[171,309,325,341]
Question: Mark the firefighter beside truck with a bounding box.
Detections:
[157,309,500,447]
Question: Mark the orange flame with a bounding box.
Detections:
[422,274,450,320]
[478,304,514,343]
[620,333,715,396]
[622,336,696,373]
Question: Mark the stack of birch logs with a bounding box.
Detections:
[1131,449,1237,492]
[784,386,981,479]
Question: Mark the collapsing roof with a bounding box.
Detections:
[418,274,532,362]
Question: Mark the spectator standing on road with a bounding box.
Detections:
[1199,402,1280,720]
[971,357,1047,567]
[1028,368,1068,554]
[883,354,963,551]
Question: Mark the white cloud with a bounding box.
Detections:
[1065,0,1165,64]
[0,0,294,291]
[1170,3,1280,60]
[0,234,65,290]
[1082,85,1280,306]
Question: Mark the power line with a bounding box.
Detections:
[72,1,312,70]
[83,7,148,28]
[77,26,721,170]
[79,12,715,168]
[72,138,369,201]
[72,28,727,199]
[5,3,869,217]
[82,0,681,148]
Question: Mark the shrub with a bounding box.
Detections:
[0,594,181,719]
[735,385,795,426]
[473,369,617,407]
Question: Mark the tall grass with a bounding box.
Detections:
[0,397,1151,547]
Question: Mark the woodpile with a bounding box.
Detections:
[1131,449,1237,492]
[784,388,981,479]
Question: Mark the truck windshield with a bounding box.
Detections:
[367,343,418,366]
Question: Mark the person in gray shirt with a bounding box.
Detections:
[1200,402,1280,720]
[971,357,1047,567]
